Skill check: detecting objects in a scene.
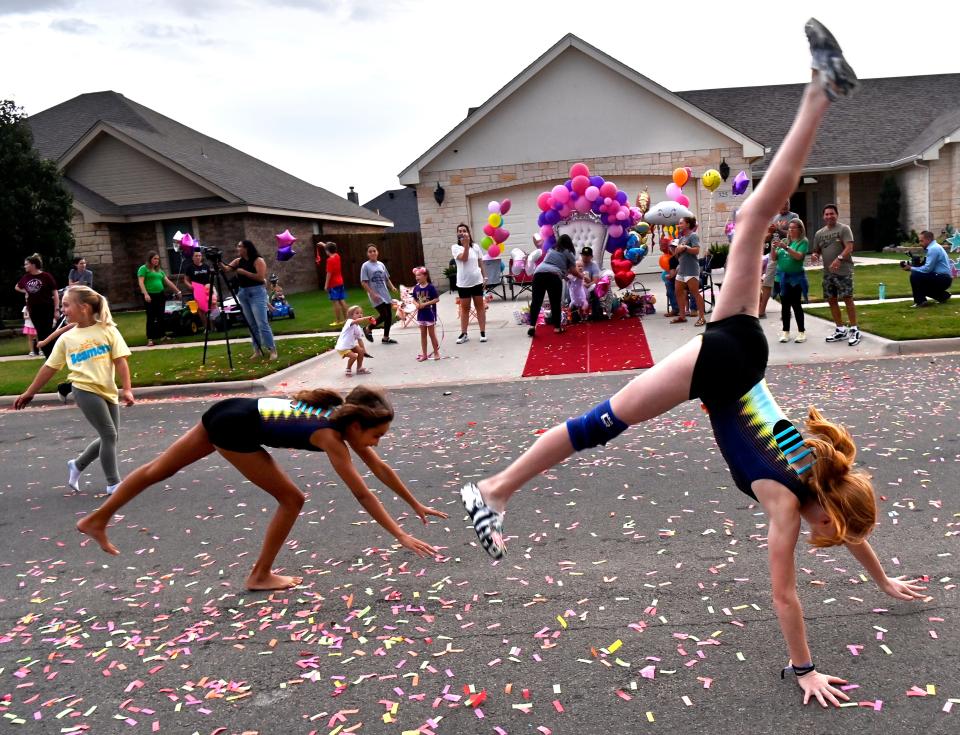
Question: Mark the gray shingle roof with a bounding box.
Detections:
[362,188,421,233]
[28,91,389,223]
[678,73,960,172]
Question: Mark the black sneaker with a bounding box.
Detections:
[460,482,504,559]
[805,18,859,101]
[364,329,374,343]
[381,338,398,344]
[57,382,72,403]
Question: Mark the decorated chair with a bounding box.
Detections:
[482,258,508,301]
[507,258,534,299]
[555,212,609,263]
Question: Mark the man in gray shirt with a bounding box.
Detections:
[813,203,859,346]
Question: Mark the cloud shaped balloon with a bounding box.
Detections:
[643,201,693,225]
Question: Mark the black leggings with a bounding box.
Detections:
[29,303,56,357]
[372,301,393,339]
[529,272,563,329]
[780,281,805,332]
[145,293,166,340]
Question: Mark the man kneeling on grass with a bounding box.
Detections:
[901,230,954,307]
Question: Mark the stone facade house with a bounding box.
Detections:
[28,91,391,307]
[400,34,960,278]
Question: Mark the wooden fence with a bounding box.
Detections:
[313,232,425,288]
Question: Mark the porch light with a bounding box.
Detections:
[433,182,445,206]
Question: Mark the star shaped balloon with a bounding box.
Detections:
[947,231,960,253]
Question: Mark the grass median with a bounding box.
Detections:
[806,299,960,340]
[0,335,335,396]
[805,263,925,302]
[0,287,368,357]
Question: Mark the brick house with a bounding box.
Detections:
[400,34,960,278]
[27,91,391,307]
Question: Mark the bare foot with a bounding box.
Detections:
[245,573,303,591]
[76,515,120,555]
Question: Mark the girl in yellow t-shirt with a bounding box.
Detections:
[15,286,134,495]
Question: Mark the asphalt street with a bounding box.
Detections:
[1,354,958,735]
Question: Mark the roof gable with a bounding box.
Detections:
[399,34,762,184]
[28,91,390,224]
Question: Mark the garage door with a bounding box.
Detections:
[469,175,684,258]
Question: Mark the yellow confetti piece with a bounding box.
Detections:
[646,711,655,722]
[608,640,622,653]
[557,616,567,629]
[926,684,936,695]
[736,652,745,661]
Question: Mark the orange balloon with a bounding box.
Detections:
[658,253,671,271]
[672,167,689,188]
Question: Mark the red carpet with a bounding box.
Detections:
[521,318,655,377]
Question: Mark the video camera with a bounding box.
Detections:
[900,251,924,268]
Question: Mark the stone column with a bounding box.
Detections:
[834,173,851,224]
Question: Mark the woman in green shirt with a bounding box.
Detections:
[137,251,181,346]
[776,220,809,343]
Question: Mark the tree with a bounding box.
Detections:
[874,175,906,251]
[0,99,74,321]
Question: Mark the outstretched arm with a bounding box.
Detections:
[324,441,438,557]
[845,539,928,600]
[355,445,448,523]
[760,484,850,707]
[14,365,59,409]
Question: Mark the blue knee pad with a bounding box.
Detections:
[566,399,628,451]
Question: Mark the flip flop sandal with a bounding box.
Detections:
[460,482,505,559]
[670,317,688,323]
[416,354,428,362]
[694,318,706,326]
[345,369,353,376]
[356,367,372,375]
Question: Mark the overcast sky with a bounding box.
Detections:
[2,0,957,208]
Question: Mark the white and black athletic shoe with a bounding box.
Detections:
[825,326,848,343]
[847,326,862,346]
[805,18,859,101]
[460,482,504,559]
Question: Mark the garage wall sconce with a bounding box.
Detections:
[718,158,730,182]
[433,182,445,206]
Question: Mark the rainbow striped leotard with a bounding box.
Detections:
[704,379,813,501]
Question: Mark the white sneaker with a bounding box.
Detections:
[779,331,790,343]
[67,460,82,493]
[479,333,488,343]
[825,326,848,342]
[795,332,807,343]
[456,333,469,344]
[847,326,861,346]
[105,483,119,496]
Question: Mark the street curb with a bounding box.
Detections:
[880,336,960,356]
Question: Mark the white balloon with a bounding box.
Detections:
[643,200,693,225]
[526,249,543,275]
[511,259,525,276]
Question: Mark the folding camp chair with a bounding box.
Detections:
[699,255,718,313]
[394,285,419,328]
[508,259,534,300]
[483,259,508,301]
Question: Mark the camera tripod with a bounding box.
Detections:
[201,253,259,368]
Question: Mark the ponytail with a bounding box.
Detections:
[293,385,393,432]
[66,285,116,327]
[803,406,876,547]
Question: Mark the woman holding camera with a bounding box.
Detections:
[224,240,277,360]
[137,251,181,347]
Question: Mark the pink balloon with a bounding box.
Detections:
[488,244,501,258]
[574,196,591,213]
[275,229,296,247]
[665,183,682,201]
[537,192,552,211]
[180,233,195,248]
[494,227,509,242]
[569,162,590,179]
[551,185,570,204]
[500,198,511,215]
[584,185,600,202]
[559,205,571,218]
[487,200,501,214]
[616,209,628,221]
[571,175,589,195]
[676,194,690,207]
[540,224,553,240]
[603,197,613,206]
[599,181,618,199]
[609,224,624,238]
[483,223,495,237]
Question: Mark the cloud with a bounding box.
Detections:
[0,0,74,12]
[49,16,96,33]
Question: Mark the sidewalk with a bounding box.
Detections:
[5,262,960,405]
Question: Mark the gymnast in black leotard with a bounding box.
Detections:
[461,20,927,708]
[78,386,447,591]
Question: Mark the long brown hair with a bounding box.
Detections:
[292,385,394,432]
[803,406,876,547]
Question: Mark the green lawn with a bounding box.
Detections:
[0,287,367,357]
[852,250,921,262]
[807,300,960,340]
[805,263,934,303]
[0,335,335,397]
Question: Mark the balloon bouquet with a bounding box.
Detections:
[481,199,512,258]
[268,229,297,319]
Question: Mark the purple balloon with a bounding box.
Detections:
[537,212,546,227]
[615,191,628,205]
[565,179,574,190]
[544,209,560,225]
[732,171,749,196]
[589,175,605,188]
